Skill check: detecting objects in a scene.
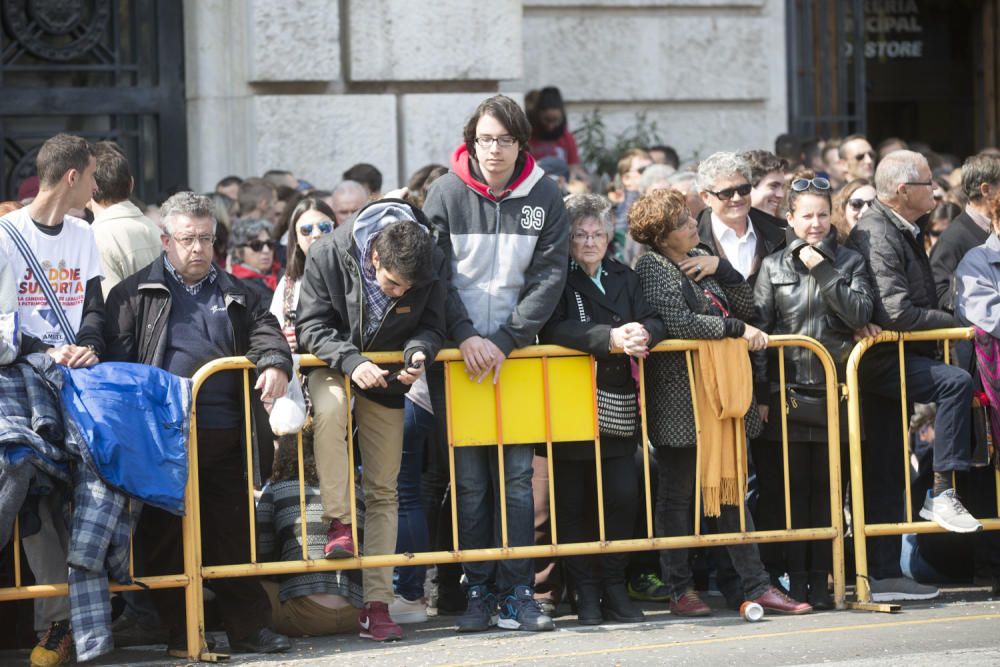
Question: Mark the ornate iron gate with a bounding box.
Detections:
[0,0,185,205]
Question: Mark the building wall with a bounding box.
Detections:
[184,0,786,192]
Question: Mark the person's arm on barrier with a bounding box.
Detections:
[539,285,617,360]
[849,222,955,331]
[628,268,666,350]
[243,284,293,396]
[635,254,730,340]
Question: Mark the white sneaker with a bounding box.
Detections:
[389,594,428,624]
[869,576,939,602]
[919,488,983,533]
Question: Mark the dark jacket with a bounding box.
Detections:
[696,206,787,287]
[753,230,875,442]
[929,210,990,313]
[635,248,761,448]
[295,199,447,409]
[754,230,875,383]
[848,199,956,368]
[103,255,293,481]
[539,258,665,459]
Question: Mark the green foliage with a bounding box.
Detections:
[574,109,663,178]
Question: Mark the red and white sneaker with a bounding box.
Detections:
[323,518,355,559]
[359,602,403,642]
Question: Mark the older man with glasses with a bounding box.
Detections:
[694,152,786,287]
[847,150,982,603]
[104,191,293,657]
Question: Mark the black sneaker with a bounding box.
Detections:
[456,585,498,632]
[498,585,555,632]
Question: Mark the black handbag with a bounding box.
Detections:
[776,384,827,428]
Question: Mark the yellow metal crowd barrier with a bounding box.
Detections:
[845,327,1000,608]
[0,335,846,662]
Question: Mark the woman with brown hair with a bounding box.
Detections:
[631,188,811,617]
[831,178,875,241]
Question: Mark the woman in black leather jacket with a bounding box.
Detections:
[751,171,876,609]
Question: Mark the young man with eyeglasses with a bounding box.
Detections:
[838,135,877,182]
[847,150,982,602]
[104,191,293,657]
[694,151,786,288]
[423,95,568,633]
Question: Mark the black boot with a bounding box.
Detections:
[601,583,645,623]
[788,572,808,603]
[807,572,833,610]
[575,583,603,626]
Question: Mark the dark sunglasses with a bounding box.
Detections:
[705,183,752,200]
[790,177,831,192]
[244,239,276,252]
[299,221,333,235]
[852,151,876,162]
[927,229,944,238]
[848,197,874,211]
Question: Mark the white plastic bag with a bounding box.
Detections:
[269,355,307,435]
[0,259,19,366]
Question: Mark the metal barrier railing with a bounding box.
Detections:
[0,334,845,661]
[845,327,1000,609]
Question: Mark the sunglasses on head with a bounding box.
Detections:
[790,177,831,192]
[244,239,275,252]
[705,183,752,200]
[300,221,333,235]
[848,197,874,211]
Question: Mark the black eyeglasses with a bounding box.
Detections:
[852,151,876,162]
[904,180,934,187]
[790,177,831,191]
[299,221,333,235]
[244,239,276,252]
[848,198,874,211]
[705,183,752,200]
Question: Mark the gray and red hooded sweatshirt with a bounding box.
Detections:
[422,144,569,356]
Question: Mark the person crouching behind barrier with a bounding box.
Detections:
[539,193,665,625]
[629,187,812,617]
[257,425,365,636]
[751,171,877,609]
[296,200,446,643]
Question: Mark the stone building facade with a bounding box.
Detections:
[184,0,787,191]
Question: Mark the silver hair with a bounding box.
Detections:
[874,150,925,200]
[667,171,699,190]
[696,152,752,193]
[159,191,217,235]
[229,217,274,263]
[564,193,614,237]
[333,179,368,198]
[639,164,676,194]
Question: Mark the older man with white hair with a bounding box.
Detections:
[694,152,785,286]
[848,149,981,601]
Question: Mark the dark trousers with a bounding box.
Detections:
[136,428,270,643]
[656,447,771,600]
[751,440,832,575]
[553,455,638,588]
[858,394,906,579]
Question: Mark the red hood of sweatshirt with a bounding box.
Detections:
[450,144,537,202]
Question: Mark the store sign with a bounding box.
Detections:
[846,0,924,59]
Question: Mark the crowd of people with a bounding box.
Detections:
[2,87,1000,665]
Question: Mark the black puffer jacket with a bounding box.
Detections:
[753,229,875,385]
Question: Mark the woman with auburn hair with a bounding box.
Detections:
[831,178,875,241]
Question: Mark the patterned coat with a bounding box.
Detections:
[635,248,761,448]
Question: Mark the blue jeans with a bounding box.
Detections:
[454,442,535,594]
[394,400,433,600]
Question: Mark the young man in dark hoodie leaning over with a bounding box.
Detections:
[296,199,447,642]
[422,95,569,633]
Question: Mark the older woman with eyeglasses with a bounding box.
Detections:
[539,193,664,626]
[231,217,282,301]
[270,197,336,351]
[632,188,811,618]
[751,171,876,610]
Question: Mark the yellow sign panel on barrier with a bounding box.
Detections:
[447,356,596,445]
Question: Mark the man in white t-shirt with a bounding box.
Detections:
[0,133,101,667]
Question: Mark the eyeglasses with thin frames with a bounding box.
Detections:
[171,234,215,248]
[475,135,517,149]
[571,231,608,243]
